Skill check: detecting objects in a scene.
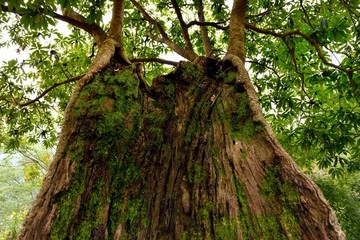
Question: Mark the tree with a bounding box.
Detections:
[0,0,358,239]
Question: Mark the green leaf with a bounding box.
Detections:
[34,14,41,24]
[287,17,294,29]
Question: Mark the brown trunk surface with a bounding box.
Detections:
[18,57,344,239]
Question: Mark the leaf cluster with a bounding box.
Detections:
[245,0,360,175]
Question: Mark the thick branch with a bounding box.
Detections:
[170,0,193,51]
[59,9,107,45]
[130,57,178,66]
[197,0,213,56]
[0,74,84,107]
[107,0,130,63]
[245,23,360,73]
[227,0,247,63]
[147,31,197,60]
[130,0,197,61]
[108,0,125,42]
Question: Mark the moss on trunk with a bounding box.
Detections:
[19,58,344,240]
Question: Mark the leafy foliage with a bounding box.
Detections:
[1,0,358,175]
[0,144,51,239]
[314,173,360,240]
[245,0,360,175]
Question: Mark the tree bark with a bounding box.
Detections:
[18,57,344,239]
[228,0,247,63]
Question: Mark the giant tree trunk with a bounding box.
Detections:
[19,57,344,239]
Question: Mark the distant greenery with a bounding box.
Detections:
[0,145,51,240]
[314,173,360,240]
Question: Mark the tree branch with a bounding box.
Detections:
[282,38,299,72]
[0,4,107,45]
[130,57,179,66]
[247,60,282,79]
[197,0,213,57]
[58,9,107,45]
[245,23,360,73]
[187,20,228,30]
[107,0,130,64]
[108,0,125,41]
[227,0,247,63]
[339,0,360,17]
[0,74,84,107]
[247,9,272,20]
[129,0,197,61]
[299,0,315,30]
[170,0,194,52]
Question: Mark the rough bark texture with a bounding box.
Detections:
[227,0,247,63]
[19,57,344,239]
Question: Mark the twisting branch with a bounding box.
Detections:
[280,38,323,108]
[197,0,213,56]
[170,0,194,52]
[0,74,84,107]
[0,4,107,45]
[245,23,360,73]
[130,58,179,66]
[129,0,198,61]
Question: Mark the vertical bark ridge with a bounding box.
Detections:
[19,57,344,239]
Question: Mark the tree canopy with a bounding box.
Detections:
[1,0,359,177]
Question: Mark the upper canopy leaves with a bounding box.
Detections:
[0,0,359,175]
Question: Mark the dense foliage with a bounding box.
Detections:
[1,0,359,176]
[314,172,360,240]
[0,145,51,239]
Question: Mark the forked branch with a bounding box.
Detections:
[129,0,198,61]
[170,0,193,51]
[108,0,125,42]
